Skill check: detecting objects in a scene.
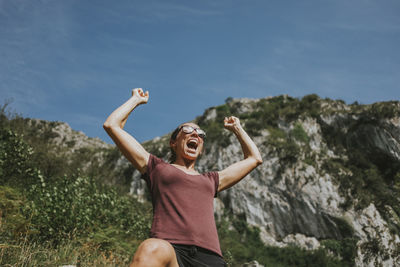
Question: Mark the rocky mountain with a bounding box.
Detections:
[5,95,399,266]
[125,95,400,266]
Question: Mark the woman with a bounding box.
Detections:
[103,88,262,267]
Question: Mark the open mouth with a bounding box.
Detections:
[186,138,199,151]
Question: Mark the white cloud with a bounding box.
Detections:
[113,0,224,23]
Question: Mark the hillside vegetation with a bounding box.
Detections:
[1,95,399,266]
[0,104,151,266]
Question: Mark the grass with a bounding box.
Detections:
[0,238,134,266]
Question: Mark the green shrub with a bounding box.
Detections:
[0,128,40,188]
[216,104,231,118]
[291,123,310,143]
[368,102,399,119]
[321,238,358,265]
[264,127,300,164]
[299,94,321,118]
[243,118,264,137]
[218,214,351,266]
[27,174,151,242]
[0,186,32,242]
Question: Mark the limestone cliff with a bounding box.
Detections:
[127,95,400,266]
[15,95,398,265]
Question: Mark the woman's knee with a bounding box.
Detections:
[138,238,173,255]
[132,238,177,266]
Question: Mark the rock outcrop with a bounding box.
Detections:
[31,96,398,265]
[127,96,400,266]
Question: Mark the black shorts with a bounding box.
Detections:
[172,244,227,267]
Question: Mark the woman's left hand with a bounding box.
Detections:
[218,115,263,192]
[224,116,242,133]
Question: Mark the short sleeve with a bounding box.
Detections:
[205,171,219,198]
[141,154,164,185]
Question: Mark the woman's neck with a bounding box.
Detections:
[172,157,196,170]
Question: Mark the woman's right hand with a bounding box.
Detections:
[132,88,149,104]
[103,88,151,174]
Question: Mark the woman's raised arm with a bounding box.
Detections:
[103,88,150,174]
[218,116,263,192]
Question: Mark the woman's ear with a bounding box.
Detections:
[169,139,176,151]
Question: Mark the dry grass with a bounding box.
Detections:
[0,238,133,267]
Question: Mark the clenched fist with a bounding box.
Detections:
[132,88,149,104]
[223,116,242,133]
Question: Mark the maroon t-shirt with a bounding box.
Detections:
[142,154,222,256]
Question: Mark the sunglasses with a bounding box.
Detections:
[179,125,206,139]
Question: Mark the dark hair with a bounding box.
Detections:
[169,125,182,163]
[170,126,181,142]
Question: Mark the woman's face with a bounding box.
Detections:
[171,122,205,161]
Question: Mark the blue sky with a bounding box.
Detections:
[1,0,399,143]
